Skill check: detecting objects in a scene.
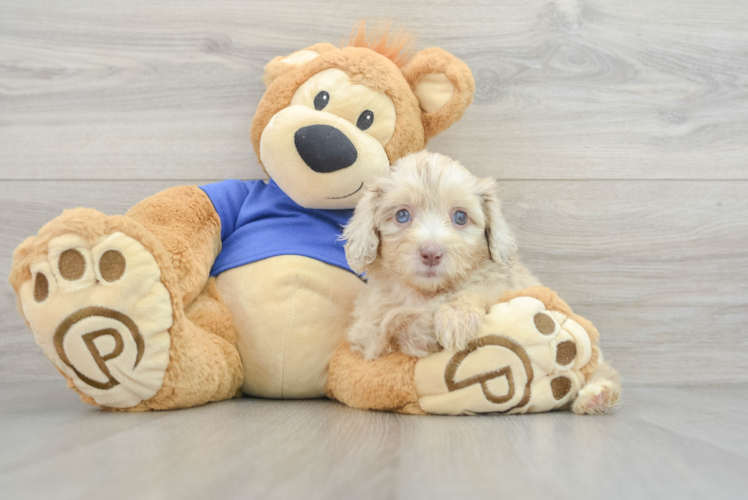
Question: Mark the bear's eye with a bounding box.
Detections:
[395,209,410,224]
[357,110,374,131]
[314,91,329,111]
[453,211,468,225]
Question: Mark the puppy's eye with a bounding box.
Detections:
[357,110,374,130]
[314,91,329,111]
[453,211,468,225]
[395,209,410,223]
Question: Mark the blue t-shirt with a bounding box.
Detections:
[199,179,354,277]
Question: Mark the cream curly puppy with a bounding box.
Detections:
[343,151,621,415]
[343,150,541,360]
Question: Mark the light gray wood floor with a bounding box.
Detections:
[1,382,746,500]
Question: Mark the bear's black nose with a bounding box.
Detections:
[294,125,358,173]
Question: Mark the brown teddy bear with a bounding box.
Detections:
[8,23,619,415]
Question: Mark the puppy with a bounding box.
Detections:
[344,151,622,414]
[343,150,541,361]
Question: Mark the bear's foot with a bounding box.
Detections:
[414,296,593,415]
[13,210,173,408]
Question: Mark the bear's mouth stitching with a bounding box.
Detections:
[326,182,364,200]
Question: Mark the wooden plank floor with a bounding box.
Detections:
[1,381,746,500]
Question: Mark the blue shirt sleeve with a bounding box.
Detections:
[200,180,255,241]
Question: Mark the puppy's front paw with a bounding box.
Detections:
[435,303,483,351]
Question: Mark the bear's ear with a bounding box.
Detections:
[401,48,475,140]
[262,42,337,87]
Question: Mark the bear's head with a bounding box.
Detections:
[250,22,475,210]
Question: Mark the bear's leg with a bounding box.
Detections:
[9,187,243,410]
[328,286,619,416]
[123,278,244,411]
[413,286,619,415]
[326,342,425,415]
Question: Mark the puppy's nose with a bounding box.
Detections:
[420,244,444,267]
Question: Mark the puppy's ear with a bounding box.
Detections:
[262,43,337,87]
[479,179,517,265]
[401,48,475,141]
[343,185,383,274]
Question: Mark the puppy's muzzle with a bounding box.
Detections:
[420,244,445,267]
[294,125,358,173]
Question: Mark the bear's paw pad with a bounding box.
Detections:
[414,296,591,415]
[18,232,172,408]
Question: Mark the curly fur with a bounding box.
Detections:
[341,151,622,415]
[343,151,540,360]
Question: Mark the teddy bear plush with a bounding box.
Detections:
[8,23,618,415]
